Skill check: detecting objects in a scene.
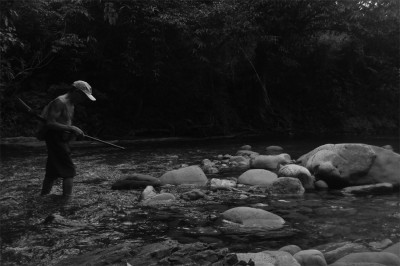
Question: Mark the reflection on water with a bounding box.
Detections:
[0,137,399,264]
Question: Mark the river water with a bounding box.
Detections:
[1,136,399,265]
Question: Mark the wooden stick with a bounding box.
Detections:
[17,97,126,150]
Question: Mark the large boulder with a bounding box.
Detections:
[159,166,208,186]
[221,207,285,229]
[383,242,400,258]
[238,169,278,187]
[251,154,291,171]
[111,173,161,190]
[330,252,400,266]
[297,144,400,188]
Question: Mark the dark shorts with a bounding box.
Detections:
[45,130,76,179]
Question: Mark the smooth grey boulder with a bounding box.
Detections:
[383,242,400,258]
[279,245,302,255]
[221,207,285,229]
[330,252,400,266]
[159,165,208,186]
[297,144,400,188]
[293,249,327,266]
[238,169,278,187]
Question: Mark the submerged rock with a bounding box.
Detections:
[342,183,394,195]
[57,239,235,266]
[181,189,206,200]
[111,173,161,190]
[221,207,285,230]
[297,144,400,189]
[159,165,208,186]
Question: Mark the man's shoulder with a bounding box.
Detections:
[51,95,69,107]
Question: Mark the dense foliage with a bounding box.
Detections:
[1,0,399,138]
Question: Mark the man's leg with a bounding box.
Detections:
[41,177,55,195]
[62,177,73,197]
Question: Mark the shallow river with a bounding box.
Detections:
[1,136,399,265]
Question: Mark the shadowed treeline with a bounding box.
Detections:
[1,0,399,139]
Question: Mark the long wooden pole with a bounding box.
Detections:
[17,97,126,150]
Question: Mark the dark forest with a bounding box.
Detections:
[1,0,399,139]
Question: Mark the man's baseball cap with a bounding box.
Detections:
[72,80,96,101]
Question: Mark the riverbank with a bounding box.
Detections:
[2,133,399,150]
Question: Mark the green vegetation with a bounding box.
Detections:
[1,0,399,138]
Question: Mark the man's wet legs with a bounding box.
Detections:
[62,177,73,197]
[41,177,55,195]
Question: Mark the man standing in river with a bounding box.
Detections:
[40,80,96,199]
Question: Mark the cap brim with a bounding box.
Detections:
[84,92,96,101]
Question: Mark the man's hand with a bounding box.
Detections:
[70,126,84,136]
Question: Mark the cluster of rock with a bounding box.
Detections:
[112,143,399,197]
[67,143,400,265]
[232,240,400,266]
[56,236,400,266]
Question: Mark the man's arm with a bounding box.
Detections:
[46,99,83,136]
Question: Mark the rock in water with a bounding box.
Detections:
[269,177,305,195]
[221,207,285,230]
[140,186,157,201]
[238,169,277,187]
[159,166,208,186]
[342,183,393,195]
[278,164,315,190]
[251,154,291,171]
[111,173,160,190]
[236,251,300,266]
[210,178,236,190]
[329,251,400,266]
[297,144,400,188]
